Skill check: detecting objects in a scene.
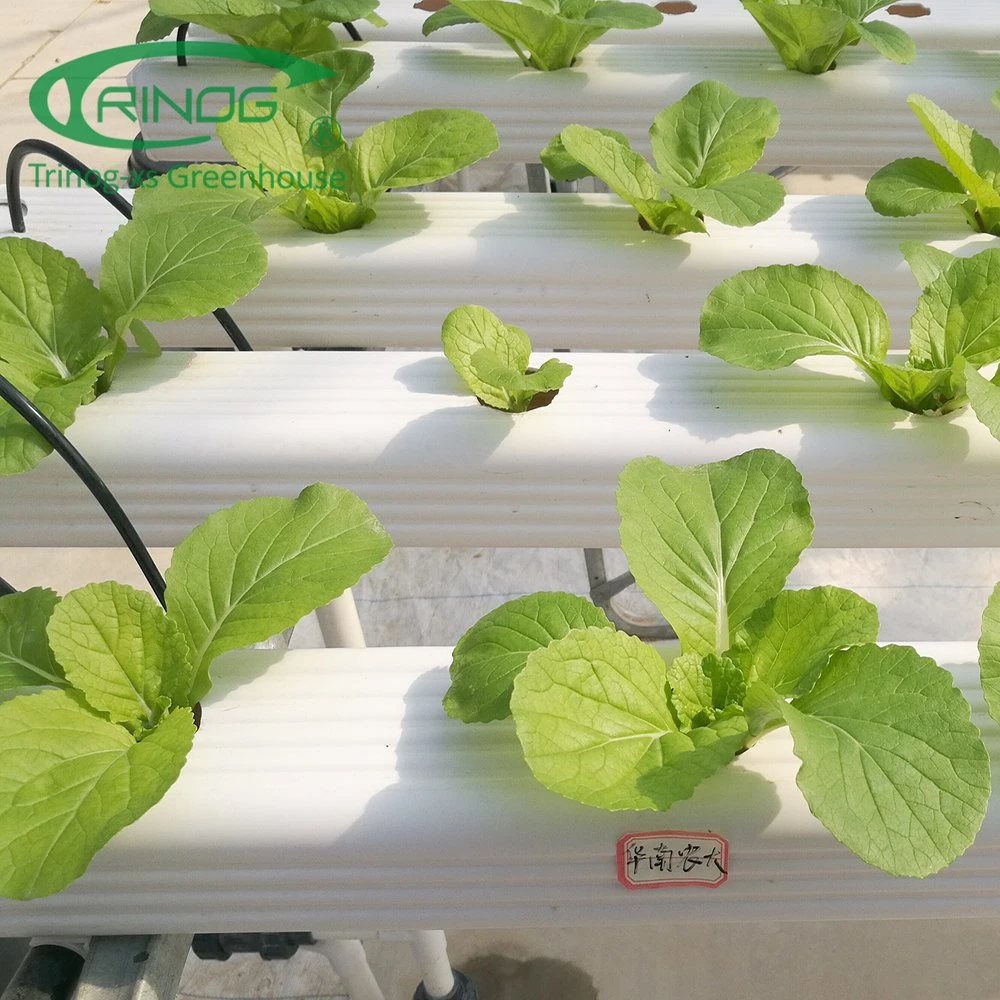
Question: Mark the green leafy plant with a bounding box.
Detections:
[444,449,990,877]
[137,0,386,58]
[441,305,572,411]
[133,56,499,235]
[540,81,785,235]
[699,243,1000,416]
[0,482,392,900]
[740,0,915,74]
[0,218,266,477]
[867,94,1000,236]
[421,0,662,70]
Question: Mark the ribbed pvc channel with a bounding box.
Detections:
[0,644,997,935]
[127,42,1000,167]
[1,350,998,548]
[4,189,993,350]
[344,0,996,47]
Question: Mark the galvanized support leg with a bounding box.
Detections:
[584,549,676,640]
[1,945,83,1000]
[71,937,190,1000]
[524,163,549,192]
[308,940,384,1000]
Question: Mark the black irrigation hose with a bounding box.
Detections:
[5,139,254,352]
[0,373,167,607]
[177,21,189,66]
[0,574,15,598]
[343,21,363,40]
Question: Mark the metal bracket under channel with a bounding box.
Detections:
[584,549,676,641]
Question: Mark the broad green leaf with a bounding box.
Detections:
[907,95,1000,212]
[0,238,106,382]
[740,2,851,74]
[131,165,289,224]
[702,653,746,711]
[866,158,969,218]
[422,4,481,32]
[899,241,956,291]
[441,304,530,409]
[0,589,64,692]
[994,87,1000,114]
[672,173,785,228]
[0,359,104,477]
[510,627,680,810]
[866,357,965,415]
[47,583,194,730]
[271,48,375,119]
[978,581,1000,724]
[0,691,194,900]
[445,592,612,722]
[468,351,572,411]
[617,451,813,656]
[235,10,339,56]
[633,710,749,811]
[699,264,891,369]
[966,361,1000,445]
[351,109,498,195]
[136,10,185,41]
[650,81,779,188]
[909,248,1000,369]
[784,644,990,877]
[854,18,914,62]
[583,0,661,28]
[730,586,879,696]
[743,680,787,738]
[664,653,713,728]
[559,124,660,208]
[632,199,706,235]
[165,483,392,702]
[218,101,348,186]
[539,127,630,182]
[99,215,267,341]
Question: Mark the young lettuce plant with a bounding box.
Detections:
[138,0,386,58]
[540,81,785,235]
[444,449,990,877]
[0,482,392,900]
[867,94,1000,236]
[741,0,915,74]
[700,243,1000,416]
[0,218,266,477]
[441,305,572,411]
[421,0,662,71]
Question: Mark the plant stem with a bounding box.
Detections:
[0,372,166,607]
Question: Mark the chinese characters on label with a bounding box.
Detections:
[616,830,729,889]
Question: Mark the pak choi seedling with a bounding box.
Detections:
[540,81,785,235]
[868,94,1000,236]
[0,217,266,476]
[421,0,662,70]
[741,0,915,74]
[133,57,499,235]
[441,305,572,411]
[444,449,990,877]
[138,0,385,57]
[0,482,392,900]
[699,243,1000,416]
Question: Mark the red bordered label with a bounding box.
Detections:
[616,829,729,890]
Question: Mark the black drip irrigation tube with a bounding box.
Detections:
[0,372,166,607]
[176,20,189,65]
[343,21,362,40]
[5,138,254,352]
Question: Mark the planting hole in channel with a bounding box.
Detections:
[656,1,697,12]
[886,3,930,16]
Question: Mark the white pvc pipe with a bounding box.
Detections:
[309,939,384,1000]
[315,590,366,649]
[410,931,455,999]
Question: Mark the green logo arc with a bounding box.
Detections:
[28,41,337,151]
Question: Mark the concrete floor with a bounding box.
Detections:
[3,0,1000,996]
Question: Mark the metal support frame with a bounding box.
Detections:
[584,549,676,640]
[72,937,190,1000]
[0,945,84,1000]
